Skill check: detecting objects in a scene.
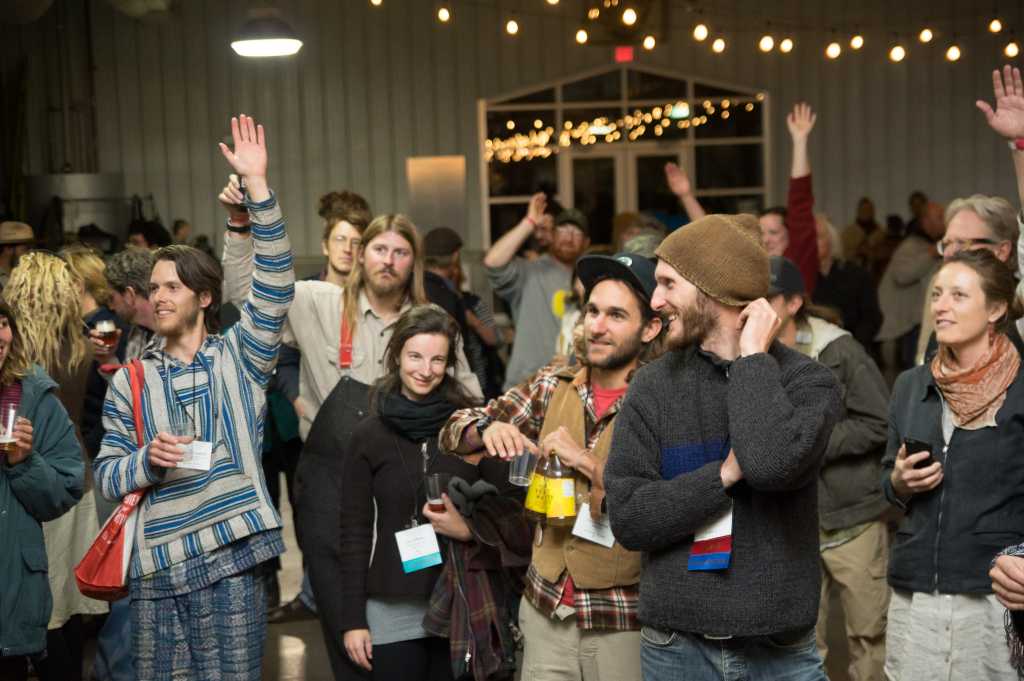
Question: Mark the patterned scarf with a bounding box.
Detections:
[931,332,1020,430]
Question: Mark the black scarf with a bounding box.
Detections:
[377,389,459,443]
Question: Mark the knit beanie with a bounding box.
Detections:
[654,213,770,306]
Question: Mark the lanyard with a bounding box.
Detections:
[161,351,219,441]
[392,434,437,528]
[339,315,353,368]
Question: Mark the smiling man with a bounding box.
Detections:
[441,252,662,681]
[604,213,841,681]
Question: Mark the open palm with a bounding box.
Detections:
[977,65,1024,140]
[664,162,692,196]
[218,114,267,179]
[787,102,816,142]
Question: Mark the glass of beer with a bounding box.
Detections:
[95,319,118,349]
[425,473,450,513]
[0,401,19,456]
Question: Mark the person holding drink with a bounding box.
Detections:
[337,304,514,680]
[0,299,85,680]
[441,252,663,681]
[882,249,1024,681]
[93,113,295,681]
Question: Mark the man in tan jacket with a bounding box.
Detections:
[442,252,662,681]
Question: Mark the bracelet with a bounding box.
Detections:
[226,222,251,234]
[1008,139,1024,151]
[525,216,537,228]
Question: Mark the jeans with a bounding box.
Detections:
[641,625,826,681]
[92,599,134,681]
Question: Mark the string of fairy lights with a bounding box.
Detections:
[485,95,765,164]
[365,0,1022,62]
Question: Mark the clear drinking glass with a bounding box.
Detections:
[0,401,18,456]
[508,450,539,487]
[425,473,451,513]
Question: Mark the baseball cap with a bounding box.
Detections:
[576,251,657,303]
[767,256,805,297]
[555,208,590,237]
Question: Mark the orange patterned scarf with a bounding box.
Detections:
[931,332,1020,430]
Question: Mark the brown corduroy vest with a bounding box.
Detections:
[531,375,642,589]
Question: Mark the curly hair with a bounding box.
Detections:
[318,190,372,240]
[5,251,89,375]
[61,244,112,307]
[106,247,155,298]
[0,300,32,386]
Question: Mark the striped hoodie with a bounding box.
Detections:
[94,192,294,577]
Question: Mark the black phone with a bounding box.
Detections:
[903,438,935,469]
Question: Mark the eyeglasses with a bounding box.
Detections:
[328,235,362,248]
[937,237,1000,256]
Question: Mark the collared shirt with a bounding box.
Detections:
[441,365,639,631]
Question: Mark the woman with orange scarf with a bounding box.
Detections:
[882,249,1024,681]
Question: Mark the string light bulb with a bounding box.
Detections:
[1006,41,1020,58]
[826,42,841,59]
[506,19,519,35]
[759,35,775,52]
[919,28,933,43]
[712,37,726,53]
[850,34,864,49]
[990,18,1003,33]
[437,6,451,23]
[587,7,600,20]
[370,0,382,5]
[693,23,709,41]
[889,44,906,62]
[622,8,637,26]
[780,37,794,53]
[575,28,588,44]
[945,44,961,61]
[506,120,515,130]
[643,35,656,50]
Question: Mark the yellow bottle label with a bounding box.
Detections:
[525,473,547,513]
[546,479,576,518]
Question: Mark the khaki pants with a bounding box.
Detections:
[518,596,641,681]
[816,521,890,681]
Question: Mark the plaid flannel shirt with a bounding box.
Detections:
[440,365,640,631]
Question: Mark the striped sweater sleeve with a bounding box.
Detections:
[93,369,164,501]
[233,191,295,386]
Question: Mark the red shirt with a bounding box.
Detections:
[592,384,627,422]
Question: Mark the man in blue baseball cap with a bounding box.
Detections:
[441,251,662,681]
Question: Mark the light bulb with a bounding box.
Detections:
[643,35,656,50]
[826,42,841,59]
[534,119,543,129]
[889,45,906,62]
[759,35,774,52]
[622,8,637,26]
[712,37,726,53]
[587,8,600,20]
[919,28,933,43]
[990,18,1003,33]
[370,0,382,5]
[693,23,709,41]
[945,44,961,61]
[506,19,519,35]
[506,120,515,130]
[437,6,450,23]
[850,34,864,50]
[576,28,588,44]
[780,37,794,53]
[1007,41,1020,58]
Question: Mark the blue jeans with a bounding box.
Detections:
[641,625,826,681]
[93,598,135,681]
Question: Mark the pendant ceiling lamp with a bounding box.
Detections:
[231,8,302,58]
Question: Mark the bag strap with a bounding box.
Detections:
[126,358,145,448]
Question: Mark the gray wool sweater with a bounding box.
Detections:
[604,343,841,637]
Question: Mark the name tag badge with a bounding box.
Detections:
[571,502,616,548]
[178,440,213,471]
[395,524,442,573]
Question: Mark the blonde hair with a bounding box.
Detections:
[61,244,112,307]
[342,214,427,336]
[815,212,844,261]
[5,252,89,375]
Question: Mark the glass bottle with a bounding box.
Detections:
[524,454,548,524]
[545,455,577,527]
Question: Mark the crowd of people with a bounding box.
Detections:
[3,65,1024,681]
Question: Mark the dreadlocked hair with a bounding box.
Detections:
[5,251,89,375]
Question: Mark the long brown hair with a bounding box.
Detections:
[939,249,1023,334]
[0,300,32,386]
[370,304,477,411]
[343,214,427,338]
[6,252,89,375]
[153,245,224,334]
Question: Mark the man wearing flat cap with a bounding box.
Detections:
[604,213,842,680]
[0,221,35,290]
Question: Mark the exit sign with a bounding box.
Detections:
[615,46,634,62]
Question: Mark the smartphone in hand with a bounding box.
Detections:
[904,438,935,469]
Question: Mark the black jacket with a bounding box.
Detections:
[882,356,1024,594]
[812,260,883,352]
[337,413,508,633]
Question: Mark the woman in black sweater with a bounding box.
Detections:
[339,305,515,681]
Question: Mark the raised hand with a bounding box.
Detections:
[664,162,693,197]
[526,192,547,226]
[977,65,1024,140]
[218,114,267,181]
[787,102,817,143]
[217,174,248,223]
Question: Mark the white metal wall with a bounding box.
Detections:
[2,0,1021,257]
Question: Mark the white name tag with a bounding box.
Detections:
[571,502,616,548]
[177,440,213,471]
[395,524,442,573]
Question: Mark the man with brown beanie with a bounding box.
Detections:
[604,213,841,681]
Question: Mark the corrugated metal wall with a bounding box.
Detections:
[2,0,1021,258]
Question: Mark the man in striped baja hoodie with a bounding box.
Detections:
[94,114,294,681]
